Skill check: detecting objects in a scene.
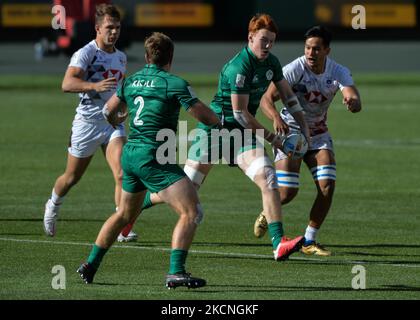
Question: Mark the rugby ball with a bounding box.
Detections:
[282,132,308,159]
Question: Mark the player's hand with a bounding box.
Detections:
[273,117,289,136]
[94,77,118,92]
[270,133,285,150]
[343,96,361,113]
[112,111,128,128]
[303,134,311,150]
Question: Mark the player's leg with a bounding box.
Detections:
[44,118,103,236]
[103,135,126,210]
[157,177,206,288]
[78,145,147,284]
[139,160,213,211]
[237,148,303,261]
[253,148,302,238]
[77,189,145,283]
[103,133,137,242]
[43,153,93,236]
[139,121,215,211]
[301,148,336,256]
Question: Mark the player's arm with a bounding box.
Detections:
[272,79,311,144]
[259,82,289,135]
[187,100,221,127]
[61,66,117,93]
[341,85,362,113]
[102,94,128,128]
[231,93,283,149]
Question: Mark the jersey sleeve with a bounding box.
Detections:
[169,78,199,111]
[116,78,126,103]
[336,65,354,90]
[282,59,303,86]
[68,47,93,71]
[226,62,252,94]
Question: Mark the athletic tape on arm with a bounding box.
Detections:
[233,110,250,128]
[102,104,110,120]
[285,96,303,114]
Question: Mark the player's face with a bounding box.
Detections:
[248,29,276,61]
[96,15,121,49]
[304,37,330,72]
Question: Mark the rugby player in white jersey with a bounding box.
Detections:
[43,4,137,242]
[254,26,362,256]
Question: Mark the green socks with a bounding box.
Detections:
[141,191,153,210]
[268,221,284,250]
[169,249,188,275]
[87,244,108,270]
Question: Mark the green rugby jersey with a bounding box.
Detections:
[117,64,198,148]
[210,46,283,126]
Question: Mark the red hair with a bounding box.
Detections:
[248,13,278,37]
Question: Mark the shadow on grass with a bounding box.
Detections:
[0,218,105,222]
[119,241,269,249]
[192,284,420,294]
[0,233,43,236]
[328,244,420,249]
[339,251,420,258]
[74,281,420,293]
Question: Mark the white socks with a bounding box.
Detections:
[304,225,318,242]
[50,189,64,206]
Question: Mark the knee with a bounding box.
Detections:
[280,188,298,205]
[318,181,335,198]
[114,169,123,185]
[255,165,278,193]
[180,203,204,225]
[64,173,82,188]
[115,209,135,226]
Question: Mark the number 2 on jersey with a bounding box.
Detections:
[133,96,145,126]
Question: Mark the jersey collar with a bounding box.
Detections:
[245,46,268,65]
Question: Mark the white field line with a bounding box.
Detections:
[1,237,419,269]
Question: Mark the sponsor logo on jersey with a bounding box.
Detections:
[325,79,333,88]
[235,74,246,88]
[252,74,259,83]
[103,69,124,81]
[304,91,328,104]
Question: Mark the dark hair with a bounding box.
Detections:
[248,13,279,37]
[304,25,332,48]
[95,4,121,25]
[144,32,174,67]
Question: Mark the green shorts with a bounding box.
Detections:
[122,144,186,194]
[187,122,263,165]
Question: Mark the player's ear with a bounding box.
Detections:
[95,23,101,34]
[248,32,254,43]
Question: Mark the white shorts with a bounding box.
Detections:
[68,116,126,158]
[274,131,334,162]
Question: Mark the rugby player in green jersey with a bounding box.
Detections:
[140,14,311,262]
[77,32,221,289]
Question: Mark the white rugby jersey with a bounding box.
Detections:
[69,40,127,120]
[281,55,353,136]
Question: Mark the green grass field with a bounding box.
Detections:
[0,73,419,300]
